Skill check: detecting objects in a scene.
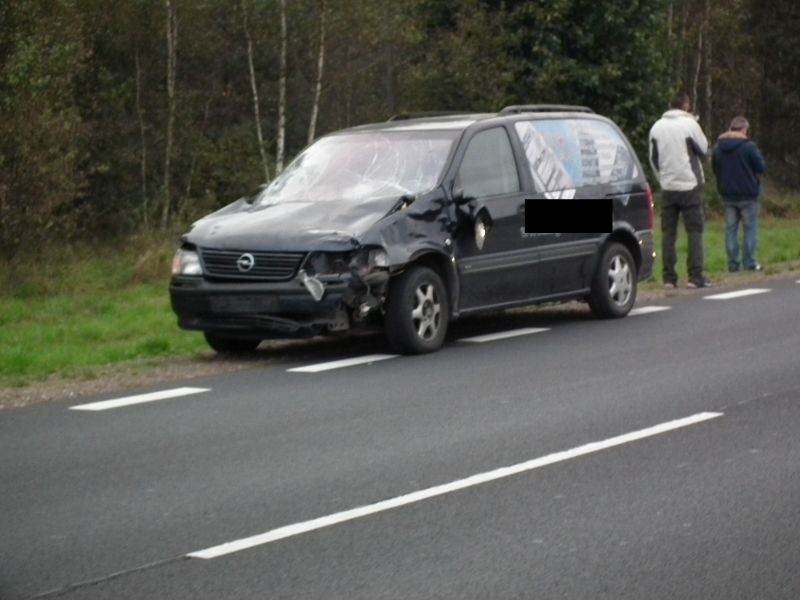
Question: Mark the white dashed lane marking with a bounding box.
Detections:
[629,306,672,316]
[187,411,723,559]
[703,288,771,301]
[288,354,399,373]
[70,387,211,411]
[459,328,550,344]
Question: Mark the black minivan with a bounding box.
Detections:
[170,105,654,354]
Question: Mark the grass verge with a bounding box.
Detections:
[644,215,800,288]
[1,217,798,387]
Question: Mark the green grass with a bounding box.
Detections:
[0,234,208,387]
[0,217,798,386]
[0,283,207,386]
[645,215,800,287]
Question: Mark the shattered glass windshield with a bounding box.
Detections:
[256,130,459,205]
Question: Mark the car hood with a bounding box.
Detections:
[185,195,402,251]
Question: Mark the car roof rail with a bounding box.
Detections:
[499,104,595,115]
[387,111,476,121]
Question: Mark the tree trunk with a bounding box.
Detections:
[667,1,673,41]
[703,0,713,135]
[185,96,212,200]
[276,0,287,173]
[691,25,702,113]
[242,0,270,182]
[677,1,689,84]
[135,47,148,230]
[161,0,177,230]
[307,0,326,145]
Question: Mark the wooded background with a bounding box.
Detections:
[1,0,797,264]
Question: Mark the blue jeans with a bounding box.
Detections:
[725,201,759,271]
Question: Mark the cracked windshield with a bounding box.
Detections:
[257,130,459,204]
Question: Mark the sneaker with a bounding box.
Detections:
[746,264,764,272]
[687,278,713,289]
[663,282,677,289]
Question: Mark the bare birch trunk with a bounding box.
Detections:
[703,0,713,135]
[242,0,270,182]
[677,2,689,85]
[135,47,148,229]
[307,0,326,145]
[691,26,703,113]
[162,0,177,230]
[276,0,287,173]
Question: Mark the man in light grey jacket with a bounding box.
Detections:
[649,93,711,288]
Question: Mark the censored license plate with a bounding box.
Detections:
[209,295,279,314]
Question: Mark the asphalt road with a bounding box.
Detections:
[2,277,799,599]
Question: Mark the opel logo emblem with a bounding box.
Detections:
[236,253,255,272]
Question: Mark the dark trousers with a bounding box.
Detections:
[661,186,705,285]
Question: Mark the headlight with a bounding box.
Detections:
[368,248,389,268]
[305,252,351,275]
[171,249,203,276]
[304,248,389,276]
[349,247,390,271]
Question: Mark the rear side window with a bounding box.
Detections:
[514,119,638,193]
[457,127,520,198]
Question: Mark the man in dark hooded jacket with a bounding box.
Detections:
[712,116,766,272]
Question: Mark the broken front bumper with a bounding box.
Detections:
[170,269,389,338]
[170,275,355,337]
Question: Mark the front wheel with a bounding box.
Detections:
[204,332,261,354]
[588,242,637,318]
[384,266,449,354]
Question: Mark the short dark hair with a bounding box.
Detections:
[730,116,749,131]
[670,93,690,110]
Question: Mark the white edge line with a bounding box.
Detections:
[188,411,723,559]
[703,288,771,300]
[70,387,211,411]
[629,306,672,316]
[459,327,550,344]
[288,354,399,373]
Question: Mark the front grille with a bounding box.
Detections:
[200,249,305,281]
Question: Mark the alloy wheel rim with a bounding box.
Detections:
[411,282,441,340]
[608,255,632,306]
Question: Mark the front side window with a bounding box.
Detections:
[256,130,458,206]
[457,127,520,198]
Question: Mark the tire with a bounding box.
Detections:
[588,242,637,319]
[204,332,261,354]
[385,266,449,354]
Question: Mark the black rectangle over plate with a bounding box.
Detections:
[209,295,279,314]
[525,199,613,233]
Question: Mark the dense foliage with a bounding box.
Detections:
[0,0,796,265]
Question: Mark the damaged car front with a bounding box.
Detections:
[169,124,462,354]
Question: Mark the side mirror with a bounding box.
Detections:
[451,185,473,206]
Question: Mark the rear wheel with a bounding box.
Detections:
[203,332,261,354]
[385,266,449,354]
[588,242,637,318]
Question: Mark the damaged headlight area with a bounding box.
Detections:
[348,247,390,274]
[171,248,203,276]
[298,247,391,320]
[344,247,391,320]
[302,251,353,276]
[301,247,390,278]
